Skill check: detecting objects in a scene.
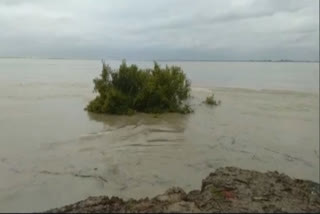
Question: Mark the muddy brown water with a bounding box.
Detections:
[0,59,319,212]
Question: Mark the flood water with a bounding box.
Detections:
[0,58,319,212]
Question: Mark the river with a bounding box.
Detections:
[0,58,318,212]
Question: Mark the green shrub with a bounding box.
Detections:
[85,60,192,115]
[204,93,220,106]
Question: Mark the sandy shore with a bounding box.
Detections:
[46,166,320,213]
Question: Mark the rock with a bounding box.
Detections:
[165,201,201,213]
[155,187,187,202]
[252,196,269,201]
[46,167,320,213]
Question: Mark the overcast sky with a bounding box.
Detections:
[0,0,319,60]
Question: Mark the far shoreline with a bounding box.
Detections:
[0,56,318,63]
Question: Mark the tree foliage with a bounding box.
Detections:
[204,93,220,106]
[86,60,192,115]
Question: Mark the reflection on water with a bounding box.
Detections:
[87,111,189,131]
[0,59,319,212]
[85,112,189,147]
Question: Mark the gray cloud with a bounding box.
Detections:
[0,0,318,60]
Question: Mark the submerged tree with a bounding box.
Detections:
[204,93,221,106]
[85,60,192,115]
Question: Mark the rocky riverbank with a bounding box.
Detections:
[46,167,320,213]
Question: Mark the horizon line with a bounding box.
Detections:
[0,56,318,63]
